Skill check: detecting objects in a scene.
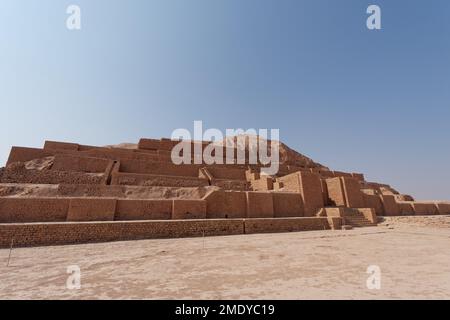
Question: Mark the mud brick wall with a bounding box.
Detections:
[67,198,117,221]
[244,217,332,234]
[324,207,344,217]
[272,192,304,217]
[341,177,365,208]
[363,193,384,215]
[0,198,70,223]
[363,194,384,215]
[358,208,377,223]
[203,191,247,219]
[44,141,79,151]
[320,179,329,205]
[318,170,336,179]
[297,172,324,216]
[111,172,209,188]
[52,155,113,173]
[0,165,105,185]
[395,194,414,202]
[159,138,179,151]
[326,177,364,208]
[435,203,450,214]
[118,159,201,177]
[397,202,415,215]
[246,192,274,218]
[351,173,365,181]
[327,217,343,230]
[0,219,245,248]
[138,138,160,150]
[277,172,301,192]
[6,147,53,166]
[82,148,159,163]
[380,195,400,216]
[0,216,348,248]
[250,176,273,191]
[325,178,345,206]
[333,171,353,178]
[57,184,128,198]
[207,167,247,180]
[412,202,439,215]
[172,200,207,220]
[115,199,172,220]
[211,179,250,191]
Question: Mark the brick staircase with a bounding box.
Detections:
[343,208,377,228]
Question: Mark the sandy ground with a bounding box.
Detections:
[0,216,449,300]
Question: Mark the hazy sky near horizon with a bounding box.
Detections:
[1,0,450,200]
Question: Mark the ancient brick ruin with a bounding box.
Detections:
[0,137,449,247]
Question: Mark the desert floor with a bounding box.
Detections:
[0,216,449,299]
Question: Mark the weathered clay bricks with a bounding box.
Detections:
[172,200,207,220]
[6,147,53,166]
[52,155,113,173]
[244,217,332,234]
[0,216,352,248]
[119,159,200,177]
[250,176,274,191]
[297,172,324,216]
[0,198,69,223]
[67,198,117,221]
[115,199,172,220]
[138,138,160,150]
[320,179,329,205]
[397,202,415,215]
[325,177,346,207]
[204,190,247,219]
[341,177,365,208]
[412,202,439,215]
[435,203,450,214]
[380,195,400,216]
[160,138,179,151]
[208,167,247,180]
[111,172,209,188]
[395,194,414,202]
[351,173,365,181]
[358,208,377,223]
[0,219,245,248]
[363,194,384,215]
[44,141,79,151]
[272,192,304,217]
[333,171,352,178]
[246,192,274,218]
[326,177,364,208]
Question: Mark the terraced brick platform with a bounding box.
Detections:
[0,137,449,247]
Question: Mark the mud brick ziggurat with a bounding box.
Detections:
[0,137,449,248]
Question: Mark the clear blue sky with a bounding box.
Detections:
[1,0,449,200]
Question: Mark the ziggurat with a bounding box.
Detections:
[0,137,449,248]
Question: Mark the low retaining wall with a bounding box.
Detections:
[0,217,339,248]
[244,217,332,234]
[0,198,70,223]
